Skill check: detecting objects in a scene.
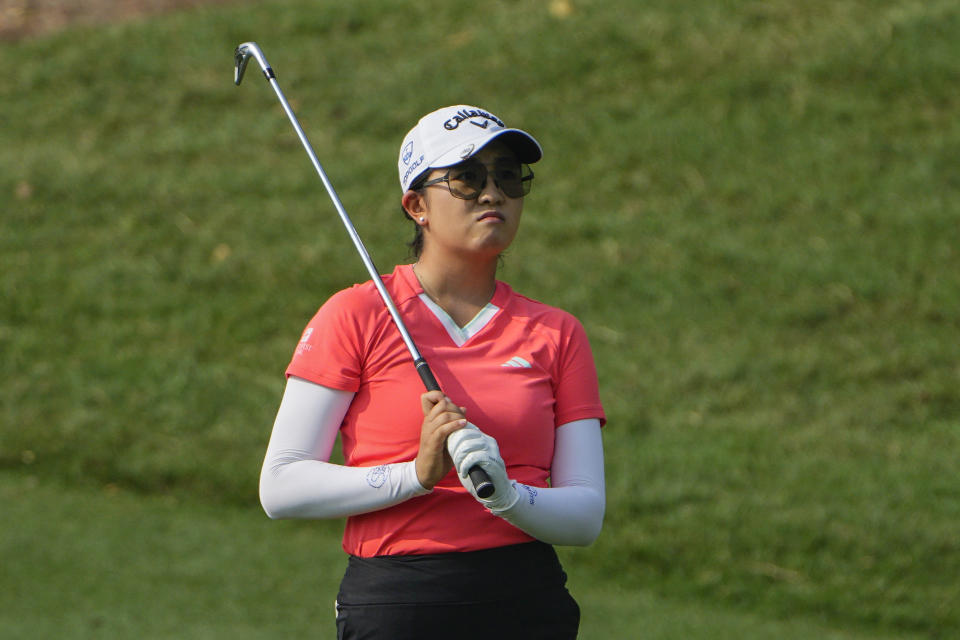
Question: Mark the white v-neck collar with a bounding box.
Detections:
[418,293,499,347]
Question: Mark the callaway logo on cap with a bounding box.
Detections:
[398,105,543,191]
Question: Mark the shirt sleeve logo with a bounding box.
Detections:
[295,327,314,356]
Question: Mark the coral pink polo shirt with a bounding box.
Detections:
[286,264,605,557]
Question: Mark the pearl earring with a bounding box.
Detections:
[419,217,425,223]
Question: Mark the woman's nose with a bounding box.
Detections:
[477,173,505,202]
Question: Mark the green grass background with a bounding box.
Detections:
[2,0,958,637]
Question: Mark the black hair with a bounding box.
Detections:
[402,174,428,258]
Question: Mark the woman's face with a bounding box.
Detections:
[415,142,526,261]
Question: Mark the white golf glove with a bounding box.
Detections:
[446,423,519,513]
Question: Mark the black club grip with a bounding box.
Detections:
[469,466,496,499]
[415,359,495,499]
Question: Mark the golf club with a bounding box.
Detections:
[234,42,495,499]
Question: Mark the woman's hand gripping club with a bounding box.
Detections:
[446,422,520,513]
[417,392,516,510]
[416,391,469,490]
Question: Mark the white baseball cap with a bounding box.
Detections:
[398,105,542,192]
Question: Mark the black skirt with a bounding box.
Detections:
[335,541,580,639]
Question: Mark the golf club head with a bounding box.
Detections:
[234,42,273,85]
[234,46,251,85]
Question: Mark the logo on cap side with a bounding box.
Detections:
[402,141,414,165]
[402,154,425,186]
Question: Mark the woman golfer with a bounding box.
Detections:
[260,105,605,639]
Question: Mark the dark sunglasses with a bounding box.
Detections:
[419,159,534,200]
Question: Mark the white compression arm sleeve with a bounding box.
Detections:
[259,376,429,519]
[493,419,605,546]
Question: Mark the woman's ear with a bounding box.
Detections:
[402,190,426,220]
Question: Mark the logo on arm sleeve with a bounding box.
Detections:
[366,465,389,489]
